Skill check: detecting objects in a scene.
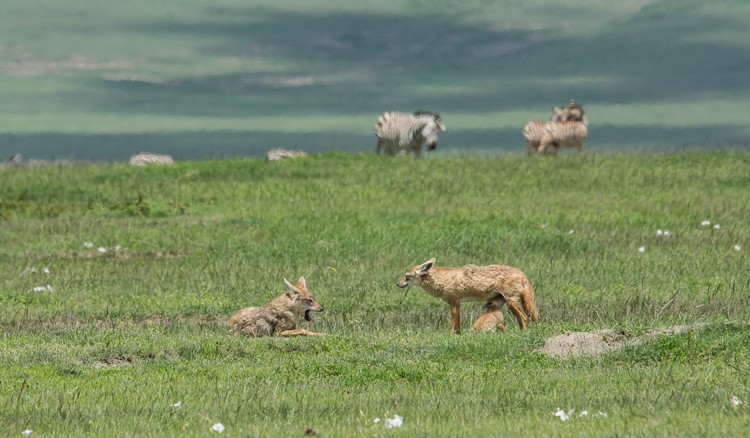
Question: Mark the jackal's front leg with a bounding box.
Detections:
[277,329,324,337]
[449,302,461,335]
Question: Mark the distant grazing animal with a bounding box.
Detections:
[537,118,588,156]
[9,153,23,168]
[129,152,175,166]
[375,111,446,157]
[266,148,308,161]
[230,277,324,337]
[523,100,588,155]
[471,295,506,334]
[397,258,538,334]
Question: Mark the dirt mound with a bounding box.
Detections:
[538,324,706,359]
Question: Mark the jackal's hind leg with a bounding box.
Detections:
[505,298,529,330]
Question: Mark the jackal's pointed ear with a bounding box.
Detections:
[297,276,307,290]
[283,278,298,296]
[418,258,436,274]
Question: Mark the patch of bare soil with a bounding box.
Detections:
[0,314,229,331]
[537,323,707,359]
[91,356,135,369]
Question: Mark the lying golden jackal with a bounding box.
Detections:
[397,258,538,334]
[230,277,324,337]
[471,295,506,334]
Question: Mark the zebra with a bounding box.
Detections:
[375,111,446,157]
[128,152,175,166]
[537,116,588,156]
[266,148,308,161]
[523,101,587,155]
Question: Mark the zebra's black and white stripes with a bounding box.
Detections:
[524,101,588,156]
[128,152,175,166]
[375,111,446,157]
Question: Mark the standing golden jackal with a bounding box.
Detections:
[472,295,506,334]
[230,277,324,337]
[397,258,538,334]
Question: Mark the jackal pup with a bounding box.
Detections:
[472,295,506,334]
[230,277,324,337]
[397,258,538,334]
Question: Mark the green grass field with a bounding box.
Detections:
[1,152,749,436]
[2,0,750,435]
[2,0,750,160]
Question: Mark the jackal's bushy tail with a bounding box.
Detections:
[523,281,539,322]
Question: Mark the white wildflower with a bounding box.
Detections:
[731,396,743,407]
[701,220,711,226]
[373,418,380,424]
[30,267,38,273]
[32,285,54,292]
[43,267,50,274]
[172,401,182,408]
[384,415,403,429]
[713,224,721,229]
[83,242,94,248]
[568,230,575,235]
[657,229,663,236]
[638,246,646,253]
[210,423,225,433]
[579,410,588,417]
[115,245,122,252]
[97,247,107,253]
[21,430,33,436]
[594,411,608,418]
[734,245,741,251]
[664,230,672,237]
[553,408,570,421]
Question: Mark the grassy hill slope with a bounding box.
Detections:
[1,152,749,435]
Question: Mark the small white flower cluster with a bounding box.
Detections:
[702,219,721,229]
[374,414,404,429]
[29,267,51,275]
[553,408,608,421]
[731,396,743,407]
[28,266,55,293]
[21,430,33,436]
[640,221,743,254]
[699,220,742,251]
[83,242,122,253]
[167,402,223,433]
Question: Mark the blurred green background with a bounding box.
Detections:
[2,0,749,161]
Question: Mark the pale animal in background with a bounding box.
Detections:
[230,277,324,337]
[266,148,308,161]
[375,111,446,157]
[128,151,175,166]
[524,100,587,155]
